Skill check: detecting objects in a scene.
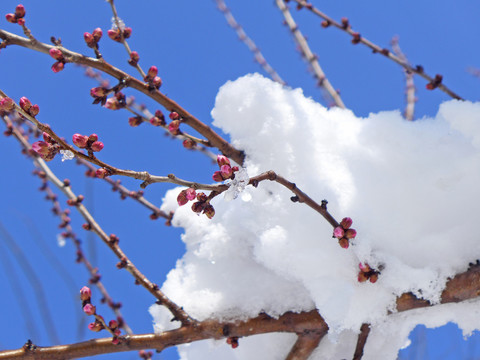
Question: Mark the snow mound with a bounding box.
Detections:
[150,74,480,359]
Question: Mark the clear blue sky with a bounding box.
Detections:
[0,1,479,359]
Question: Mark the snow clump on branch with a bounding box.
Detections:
[150,73,480,359]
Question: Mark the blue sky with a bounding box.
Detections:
[0,1,479,359]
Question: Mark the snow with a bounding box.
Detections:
[149,73,480,359]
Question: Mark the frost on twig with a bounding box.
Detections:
[224,167,249,201]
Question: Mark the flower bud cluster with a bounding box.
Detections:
[149,110,165,126]
[357,263,379,283]
[32,132,60,162]
[48,48,66,73]
[144,66,162,90]
[90,86,109,106]
[226,336,239,349]
[5,4,26,25]
[80,286,122,344]
[168,111,182,135]
[333,217,357,249]
[72,133,104,153]
[177,188,215,219]
[105,92,126,110]
[107,26,132,42]
[212,155,239,182]
[19,96,39,117]
[84,28,103,48]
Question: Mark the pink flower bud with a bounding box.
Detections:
[92,28,103,42]
[212,171,223,182]
[358,271,368,282]
[88,134,98,142]
[358,263,371,272]
[191,201,205,213]
[51,61,64,73]
[220,165,233,179]
[128,116,142,127]
[83,303,96,315]
[369,273,378,283]
[152,76,162,89]
[338,238,349,249]
[333,226,344,239]
[96,168,109,179]
[43,132,54,144]
[145,66,158,81]
[32,141,50,156]
[29,104,39,116]
[17,17,25,26]
[168,120,180,135]
[88,321,103,332]
[107,29,120,41]
[169,111,179,120]
[80,286,91,301]
[49,48,63,60]
[149,116,165,126]
[177,190,188,206]
[109,320,118,329]
[5,14,16,23]
[203,204,215,219]
[90,141,104,152]
[19,96,31,111]
[0,97,15,112]
[216,155,230,167]
[130,51,139,62]
[345,228,357,239]
[105,97,121,110]
[15,5,25,18]
[185,188,197,201]
[182,138,196,149]
[196,192,208,202]
[84,32,95,47]
[123,27,132,38]
[72,133,88,148]
[340,217,353,229]
[90,87,107,98]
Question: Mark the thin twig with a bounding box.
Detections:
[290,0,463,100]
[215,0,286,85]
[275,0,346,108]
[391,36,415,121]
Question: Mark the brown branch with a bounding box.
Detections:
[2,262,480,359]
[285,331,326,360]
[215,0,286,85]
[275,0,346,108]
[0,29,245,165]
[290,0,463,100]
[0,310,328,360]
[352,323,370,360]
[391,36,416,121]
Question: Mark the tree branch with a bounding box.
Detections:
[0,29,245,165]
